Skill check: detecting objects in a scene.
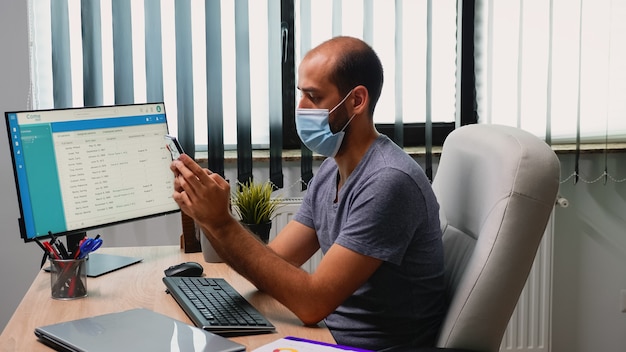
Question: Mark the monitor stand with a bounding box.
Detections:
[82,252,143,277]
[65,232,143,277]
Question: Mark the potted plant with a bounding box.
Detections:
[231,179,282,243]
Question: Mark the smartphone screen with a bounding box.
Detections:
[165,135,184,160]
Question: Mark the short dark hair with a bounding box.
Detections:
[328,38,384,115]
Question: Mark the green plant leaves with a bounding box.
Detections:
[232,179,282,224]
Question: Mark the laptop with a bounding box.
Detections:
[34,308,245,352]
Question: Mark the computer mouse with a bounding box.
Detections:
[164,261,204,277]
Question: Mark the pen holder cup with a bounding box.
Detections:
[49,257,88,300]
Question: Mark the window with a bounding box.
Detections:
[29,0,459,152]
[475,0,626,143]
[295,0,457,126]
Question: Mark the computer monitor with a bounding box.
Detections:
[5,102,180,273]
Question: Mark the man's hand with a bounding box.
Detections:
[170,154,233,230]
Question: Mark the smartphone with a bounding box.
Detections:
[164,135,184,160]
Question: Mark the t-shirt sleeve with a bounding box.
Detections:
[293,177,316,229]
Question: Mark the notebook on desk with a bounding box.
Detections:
[34,308,245,352]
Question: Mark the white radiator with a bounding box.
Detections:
[500,213,554,352]
[269,197,303,241]
[270,199,553,352]
[269,198,322,273]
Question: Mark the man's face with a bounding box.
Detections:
[297,52,351,133]
[297,51,337,109]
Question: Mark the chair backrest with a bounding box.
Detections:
[431,124,560,352]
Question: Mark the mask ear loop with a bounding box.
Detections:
[339,114,357,133]
[329,89,356,135]
[329,88,355,115]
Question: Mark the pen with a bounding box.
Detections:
[34,238,46,251]
[55,242,70,259]
[49,233,57,250]
[43,241,61,260]
[73,236,87,259]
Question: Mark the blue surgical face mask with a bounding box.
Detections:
[295,90,356,157]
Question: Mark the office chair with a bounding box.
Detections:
[427,124,560,352]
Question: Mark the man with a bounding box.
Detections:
[171,36,447,351]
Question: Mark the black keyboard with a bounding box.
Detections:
[162,276,275,336]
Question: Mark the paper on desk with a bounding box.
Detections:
[251,336,373,352]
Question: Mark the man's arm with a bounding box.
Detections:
[267,220,320,267]
[202,218,382,325]
[171,155,382,325]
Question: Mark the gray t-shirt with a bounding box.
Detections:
[294,135,446,351]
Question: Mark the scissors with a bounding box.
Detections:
[76,237,103,259]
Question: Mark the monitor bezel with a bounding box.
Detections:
[4,102,181,244]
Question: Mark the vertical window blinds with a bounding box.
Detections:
[30,0,458,187]
[475,0,626,183]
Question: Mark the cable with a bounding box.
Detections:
[560,171,626,184]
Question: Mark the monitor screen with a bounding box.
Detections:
[5,102,180,243]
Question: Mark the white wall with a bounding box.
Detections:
[552,153,626,352]
[0,1,41,332]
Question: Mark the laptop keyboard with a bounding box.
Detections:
[163,276,275,336]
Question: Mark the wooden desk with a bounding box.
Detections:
[0,246,334,351]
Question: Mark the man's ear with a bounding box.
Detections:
[350,85,369,115]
